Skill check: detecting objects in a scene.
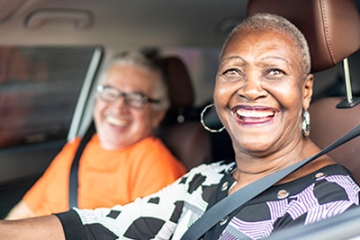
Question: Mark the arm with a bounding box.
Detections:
[58,162,229,239]
[0,215,65,240]
[64,178,189,239]
[5,200,35,220]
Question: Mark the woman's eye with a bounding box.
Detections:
[267,68,284,76]
[223,68,241,76]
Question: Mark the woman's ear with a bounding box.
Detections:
[303,74,314,110]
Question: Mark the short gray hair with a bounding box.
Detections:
[98,51,170,111]
[221,13,311,76]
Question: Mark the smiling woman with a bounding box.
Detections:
[214,15,313,158]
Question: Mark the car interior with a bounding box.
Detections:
[1,0,360,238]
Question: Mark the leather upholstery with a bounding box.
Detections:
[309,97,360,183]
[157,56,211,170]
[161,56,194,114]
[247,0,360,73]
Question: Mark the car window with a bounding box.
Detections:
[0,46,102,148]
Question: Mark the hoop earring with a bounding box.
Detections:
[200,103,225,133]
[302,109,310,137]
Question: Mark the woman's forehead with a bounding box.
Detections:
[221,29,301,62]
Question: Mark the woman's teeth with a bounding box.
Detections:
[236,109,275,118]
[106,116,128,126]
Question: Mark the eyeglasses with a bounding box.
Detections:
[96,85,161,109]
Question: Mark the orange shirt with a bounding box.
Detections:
[23,135,186,216]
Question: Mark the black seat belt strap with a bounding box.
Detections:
[69,120,96,208]
[181,123,360,240]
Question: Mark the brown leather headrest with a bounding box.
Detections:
[247,0,360,73]
[161,56,195,113]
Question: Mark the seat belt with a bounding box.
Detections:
[69,120,96,208]
[181,123,360,240]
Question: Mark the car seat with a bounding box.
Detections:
[247,0,360,183]
[156,56,212,170]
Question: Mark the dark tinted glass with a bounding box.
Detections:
[0,46,98,147]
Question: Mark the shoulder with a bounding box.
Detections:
[311,164,360,203]
[68,136,82,145]
[181,160,236,186]
[269,164,360,209]
[187,160,236,174]
[62,136,82,152]
[242,164,360,233]
[46,137,82,167]
[253,164,360,207]
[281,164,359,196]
[311,164,358,192]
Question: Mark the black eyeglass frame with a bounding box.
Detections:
[96,85,161,109]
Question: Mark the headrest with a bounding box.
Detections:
[247,0,360,73]
[161,56,195,113]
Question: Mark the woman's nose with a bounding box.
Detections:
[111,95,129,111]
[237,75,267,100]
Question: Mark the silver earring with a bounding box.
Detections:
[302,109,310,137]
[200,103,225,133]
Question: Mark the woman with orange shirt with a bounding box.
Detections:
[5,52,186,219]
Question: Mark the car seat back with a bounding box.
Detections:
[157,56,211,170]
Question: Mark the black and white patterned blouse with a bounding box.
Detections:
[57,161,360,240]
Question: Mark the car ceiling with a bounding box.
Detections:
[0,0,249,50]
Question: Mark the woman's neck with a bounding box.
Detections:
[230,138,335,194]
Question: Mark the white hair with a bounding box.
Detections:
[98,51,170,111]
[221,13,311,76]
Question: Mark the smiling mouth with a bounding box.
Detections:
[233,107,277,124]
[106,116,129,127]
